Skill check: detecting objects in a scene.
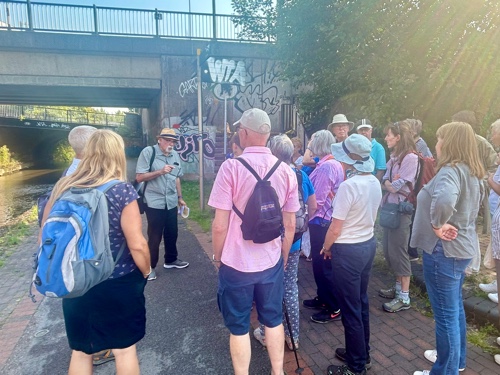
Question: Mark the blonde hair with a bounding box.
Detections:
[384,120,416,163]
[50,130,127,204]
[291,137,303,151]
[436,122,485,179]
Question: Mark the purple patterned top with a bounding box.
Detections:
[309,155,345,222]
[104,182,139,278]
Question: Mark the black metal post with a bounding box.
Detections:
[93,4,98,34]
[212,0,216,39]
[26,0,33,31]
[154,8,159,37]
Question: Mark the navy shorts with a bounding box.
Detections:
[217,258,284,335]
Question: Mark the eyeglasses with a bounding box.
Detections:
[334,124,349,129]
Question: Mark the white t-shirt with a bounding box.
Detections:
[331,174,382,243]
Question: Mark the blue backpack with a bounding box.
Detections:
[30,180,124,300]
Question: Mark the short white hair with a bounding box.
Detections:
[309,130,334,158]
[68,126,97,156]
[269,134,293,163]
[490,119,500,134]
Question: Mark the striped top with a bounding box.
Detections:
[382,153,419,204]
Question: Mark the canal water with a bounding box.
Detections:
[0,159,139,227]
[0,168,62,226]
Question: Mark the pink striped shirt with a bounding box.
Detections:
[382,153,419,204]
[208,147,300,272]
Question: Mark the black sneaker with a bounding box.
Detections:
[310,309,341,323]
[303,296,326,310]
[335,348,372,369]
[327,364,366,375]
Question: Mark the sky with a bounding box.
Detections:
[40,0,234,14]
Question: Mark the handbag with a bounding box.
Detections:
[133,146,156,214]
[379,203,401,229]
[484,240,495,269]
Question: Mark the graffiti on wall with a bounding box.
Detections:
[177,59,283,116]
[178,77,209,98]
[169,110,216,163]
[206,57,246,86]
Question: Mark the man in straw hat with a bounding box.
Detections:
[303,114,354,169]
[208,108,299,375]
[135,128,189,281]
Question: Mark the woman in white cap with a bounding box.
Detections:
[321,134,382,375]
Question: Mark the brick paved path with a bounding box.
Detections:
[1,220,500,374]
[0,225,40,369]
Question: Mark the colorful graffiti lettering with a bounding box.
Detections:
[175,132,215,162]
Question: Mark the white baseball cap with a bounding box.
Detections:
[233,108,271,134]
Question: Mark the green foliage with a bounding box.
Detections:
[233,0,500,138]
[0,206,38,267]
[181,181,214,232]
[0,145,22,171]
[53,140,75,167]
[231,0,277,40]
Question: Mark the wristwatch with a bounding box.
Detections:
[212,254,221,262]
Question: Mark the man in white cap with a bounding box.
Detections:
[208,108,299,375]
[135,128,189,281]
[356,119,387,182]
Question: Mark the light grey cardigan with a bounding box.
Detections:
[410,163,484,259]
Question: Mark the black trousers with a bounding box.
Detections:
[145,206,178,268]
[310,223,340,312]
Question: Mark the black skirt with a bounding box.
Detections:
[62,268,147,354]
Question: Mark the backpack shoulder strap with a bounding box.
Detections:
[149,146,156,171]
[96,179,122,193]
[142,146,156,194]
[235,157,262,181]
[263,160,283,182]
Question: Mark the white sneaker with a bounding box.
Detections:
[413,371,430,375]
[495,354,500,365]
[497,336,500,346]
[479,280,498,293]
[424,349,437,363]
[424,349,465,371]
[488,292,499,304]
[147,269,157,281]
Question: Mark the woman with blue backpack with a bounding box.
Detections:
[38,130,151,375]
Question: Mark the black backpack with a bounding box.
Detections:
[232,158,284,244]
[293,169,308,243]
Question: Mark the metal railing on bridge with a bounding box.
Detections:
[0,105,125,126]
[0,1,273,42]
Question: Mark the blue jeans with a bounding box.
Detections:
[331,237,376,373]
[423,241,471,375]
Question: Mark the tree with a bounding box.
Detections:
[232,0,500,136]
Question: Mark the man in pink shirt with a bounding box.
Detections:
[209,108,299,375]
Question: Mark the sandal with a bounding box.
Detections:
[93,349,115,366]
[285,336,299,351]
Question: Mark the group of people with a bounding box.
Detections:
[211,108,500,375]
[38,124,191,374]
[38,106,500,375]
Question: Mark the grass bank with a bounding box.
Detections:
[0,206,38,267]
[182,180,214,232]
